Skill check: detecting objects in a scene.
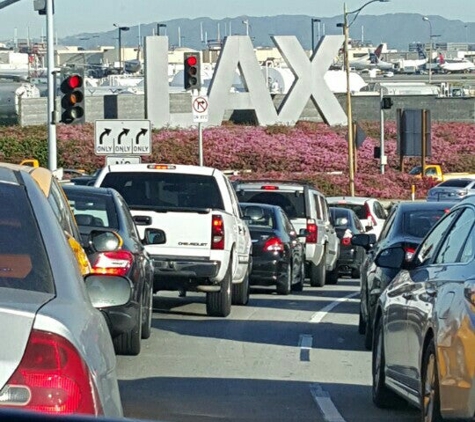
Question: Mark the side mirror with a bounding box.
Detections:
[374,247,405,270]
[84,274,132,308]
[143,228,166,245]
[351,233,377,251]
[87,230,122,252]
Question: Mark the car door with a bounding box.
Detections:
[322,198,339,268]
[386,209,461,390]
[404,206,474,393]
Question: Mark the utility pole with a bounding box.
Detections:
[46,0,56,171]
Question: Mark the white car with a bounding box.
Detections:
[327,197,388,240]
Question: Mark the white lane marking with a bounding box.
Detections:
[310,383,347,422]
[298,334,313,349]
[309,292,359,323]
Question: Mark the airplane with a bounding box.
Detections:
[348,44,394,71]
[436,53,475,73]
[395,43,428,74]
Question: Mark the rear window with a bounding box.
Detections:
[438,179,473,188]
[330,207,351,227]
[241,204,275,229]
[101,172,224,210]
[0,184,53,293]
[65,190,119,229]
[403,209,448,238]
[236,189,305,219]
[330,203,366,220]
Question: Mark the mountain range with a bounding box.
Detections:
[59,13,474,52]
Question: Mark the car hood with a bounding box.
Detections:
[0,288,54,389]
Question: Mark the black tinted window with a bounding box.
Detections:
[331,203,366,220]
[237,190,305,219]
[0,184,53,293]
[403,209,449,238]
[101,172,224,210]
[439,179,473,188]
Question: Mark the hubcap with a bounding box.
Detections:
[423,354,436,422]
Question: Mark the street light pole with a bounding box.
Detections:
[423,16,432,84]
[311,18,321,52]
[114,24,130,73]
[46,0,56,171]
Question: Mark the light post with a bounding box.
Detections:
[113,24,130,73]
[157,23,167,36]
[311,18,321,52]
[341,0,389,196]
[422,16,432,84]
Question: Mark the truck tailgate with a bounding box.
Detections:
[131,209,213,258]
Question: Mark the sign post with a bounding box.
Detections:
[192,95,209,166]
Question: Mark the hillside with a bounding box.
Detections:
[59,14,475,52]
[0,121,474,200]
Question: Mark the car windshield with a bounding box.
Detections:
[403,209,448,238]
[101,172,225,210]
[0,183,53,293]
[236,190,305,219]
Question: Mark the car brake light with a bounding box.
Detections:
[306,219,317,244]
[364,203,377,226]
[264,237,285,252]
[260,185,279,190]
[147,164,176,170]
[464,282,475,306]
[404,246,416,261]
[0,330,102,415]
[91,250,133,277]
[211,215,224,250]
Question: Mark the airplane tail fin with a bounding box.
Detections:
[416,43,426,60]
[374,44,384,59]
[369,53,379,64]
[438,53,445,65]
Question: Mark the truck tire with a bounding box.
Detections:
[232,266,250,306]
[309,250,326,287]
[206,262,232,317]
[326,267,339,285]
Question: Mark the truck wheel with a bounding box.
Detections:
[206,262,232,317]
[309,250,326,287]
[232,266,250,306]
[326,267,339,285]
[114,306,142,356]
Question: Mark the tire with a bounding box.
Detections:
[421,339,443,422]
[141,287,153,340]
[114,305,142,356]
[310,250,326,287]
[372,317,400,408]
[232,266,250,306]
[292,259,305,292]
[326,267,339,285]
[358,309,366,335]
[364,313,373,350]
[351,268,361,279]
[206,262,232,317]
[276,264,292,295]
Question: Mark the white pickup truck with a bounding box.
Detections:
[94,163,252,317]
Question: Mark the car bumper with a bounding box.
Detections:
[101,301,140,338]
[250,256,286,286]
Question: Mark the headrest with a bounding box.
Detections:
[75,214,94,226]
[244,206,265,220]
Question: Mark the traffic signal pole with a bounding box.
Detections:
[46,0,57,171]
[380,89,385,174]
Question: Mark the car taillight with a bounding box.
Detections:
[364,203,377,226]
[91,250,133,276]
[404,246,416,261]
[341,231,352,246]
[211,215,224,250]
[464,282,475,306]
[306,219,317,244]
[260,185,279,190]
[0,330,102,415]
[263,237,284,252]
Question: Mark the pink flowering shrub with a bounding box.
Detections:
[0,120,474,200]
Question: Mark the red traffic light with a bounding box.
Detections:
[186,56,198,66]
[66,74,83,90]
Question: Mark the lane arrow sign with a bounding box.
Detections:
[99,128,112,145]
[136,128,149,145]
[117,128,130,145]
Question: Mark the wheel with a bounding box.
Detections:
[206,261,232,317]
[141,287,153,340]
[364,313,373,350]
[351,268,361,279]
[372,317,400,408]
[114,305,142,356]
[358,309,366,335]
[309,250,326,287]
[232,266,250,306]
[276,264,292,295]
[421,339,443,422]
[292,259,305,292]
[326,267,339,285]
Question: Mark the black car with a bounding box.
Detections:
[352,201,454,350]
[63,184,154,356]
[240,203,305,295]
[330,207,367,280]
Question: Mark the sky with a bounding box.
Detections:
[0,0,474,41]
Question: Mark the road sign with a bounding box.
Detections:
[105,155,142,166]
[95,120,152,155]
[192,95,209,123]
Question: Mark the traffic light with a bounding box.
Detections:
[60,74,85,124]
[381,97,393,110]
[184,53,201,91]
